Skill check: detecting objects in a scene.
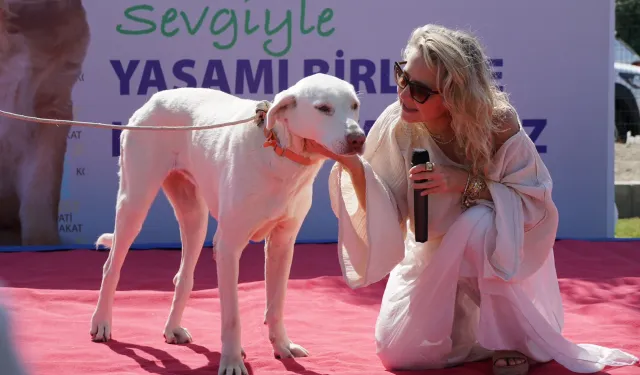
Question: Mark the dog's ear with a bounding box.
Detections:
[265,90,297,130]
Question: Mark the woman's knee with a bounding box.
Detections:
[375,340,405,370]
[375,330,438,370]
[375,323,405,369]
[376,340,445,371]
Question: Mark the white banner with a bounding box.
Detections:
[0,0,615,248]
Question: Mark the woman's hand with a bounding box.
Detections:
[305,140,360,169]
[306,140,367,209]
[409,162,468,196]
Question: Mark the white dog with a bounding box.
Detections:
[89,73,365,375]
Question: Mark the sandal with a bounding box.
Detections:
[492,350,529,375]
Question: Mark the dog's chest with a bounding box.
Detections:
[261,166,319,212]
[247,182,312,242]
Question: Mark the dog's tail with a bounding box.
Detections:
[95,233,114,250]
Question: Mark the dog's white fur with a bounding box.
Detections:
[0,0,89,245]
[90,73,365,375]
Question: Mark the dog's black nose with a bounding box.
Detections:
[347,133,365,147]
[347,133,366,151]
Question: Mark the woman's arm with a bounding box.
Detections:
[464,109,522,203]
[324,101,409,289]
[466,107,559,281]
[340,156,367,211]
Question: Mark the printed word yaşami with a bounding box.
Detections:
[116,0,335,57]
[108,55,548,154]
[111,51,398,96]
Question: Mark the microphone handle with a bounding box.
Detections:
[411,148,430,243]
[414,183,428,243]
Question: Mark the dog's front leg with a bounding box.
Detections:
[216,233,249,375]
[264,220,309,359]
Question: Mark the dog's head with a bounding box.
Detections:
[265,73,366,156]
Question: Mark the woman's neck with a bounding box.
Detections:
[423,113,454,138]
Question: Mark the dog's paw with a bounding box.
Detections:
[218,352,248,375]
[90,320,111,342]
[273,340,309,359]
[164,326,193,344]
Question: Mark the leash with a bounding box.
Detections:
[0,105,266,131]
[0,100,315,165]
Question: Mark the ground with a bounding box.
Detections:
[615,140,640,182]
[616,217,640,237]
[615,137,640,237]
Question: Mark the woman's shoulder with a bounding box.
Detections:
[379,100,403,123]
[367,100,403,136]
[493,105,522,148]
[361,100,409,157]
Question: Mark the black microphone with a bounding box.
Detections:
[411,148,430,243]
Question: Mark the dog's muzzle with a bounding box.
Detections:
[345,129,366,154]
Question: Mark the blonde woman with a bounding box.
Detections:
[308,24,638,375]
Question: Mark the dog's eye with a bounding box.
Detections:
[351,102,359,111]
[315,104,334,115]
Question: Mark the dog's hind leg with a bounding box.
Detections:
[90,132,169,342]
[161,171,208,345]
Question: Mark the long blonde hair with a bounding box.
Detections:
[402,24,513,175]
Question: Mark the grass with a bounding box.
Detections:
[615,217,640,238]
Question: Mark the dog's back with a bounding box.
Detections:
[118,87,266,188]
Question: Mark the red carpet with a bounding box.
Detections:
[0,240,639,375]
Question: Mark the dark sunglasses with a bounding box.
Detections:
[394,61,438,104]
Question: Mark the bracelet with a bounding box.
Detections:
[462,174,487,208]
